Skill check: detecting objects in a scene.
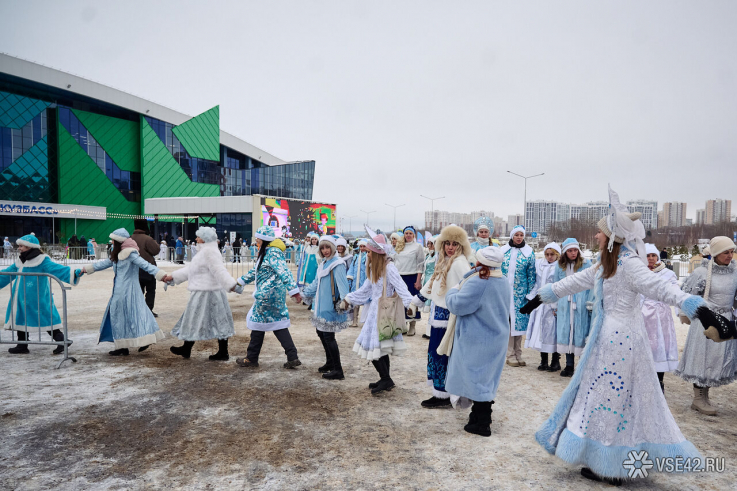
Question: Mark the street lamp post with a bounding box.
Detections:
[420,195,445,233]
[360,209,376,228]
[385,203,406,231]
[506,171,544,230]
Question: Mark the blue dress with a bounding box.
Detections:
[298,245,319,287]
[302,256,349,332]
[554,260,593,356]
[0,254,77,332]
[501,244,537,335]
[445,270,511,403]
[85,248,165,349]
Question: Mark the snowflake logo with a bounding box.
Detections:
[622,450,653,478]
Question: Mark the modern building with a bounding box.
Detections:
[705,199,732,225]
[525,200,571,234]
[0,54,317,245]
[695,209,706,225]
[626,200,658,229]
[660,202,687,228]
[570,201,608,223]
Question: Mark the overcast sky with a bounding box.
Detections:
[2,1,736,232]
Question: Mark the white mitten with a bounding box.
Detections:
[407,304,418,317]
[234,284,244,295]
[236,277,246,287]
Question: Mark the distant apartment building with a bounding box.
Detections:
[570,201,609,223]
[705,199,732,224]
[626,200,658,229]
[695,209,706,225]
[525,200,571,234]
[660,202,687,228]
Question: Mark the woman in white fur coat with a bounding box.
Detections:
[163,227,237,360]
[409,225,472,409]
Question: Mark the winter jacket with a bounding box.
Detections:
[132,229,160,266]
[171,242,236,291]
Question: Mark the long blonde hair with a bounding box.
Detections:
[366,251,387,284]
[427,242,463,293]
[392,233,405,253]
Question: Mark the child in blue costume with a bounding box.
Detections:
[79,228,167,356]
[297,233,320,287]
[302,235,350,380]
[3,233,80,355]
[347,239,369,327]
[553,238,593,377]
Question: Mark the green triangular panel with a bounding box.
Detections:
[72,108,140,172]
[141,118,219,214]
[58,124,140,243]
[0,137,51,202]
[171,105,220,161]
[0,91,50,129]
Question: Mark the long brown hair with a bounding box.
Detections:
[559,248,584,271]
[110,240,123,263]
[366,251,387,284]
[599,242,622,279]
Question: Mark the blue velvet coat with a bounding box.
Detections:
[85,248,165,349]
[553,259,593,354]
[445,270,511,402]
[302,256,349,332]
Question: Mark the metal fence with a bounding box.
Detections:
[0,271,76,369]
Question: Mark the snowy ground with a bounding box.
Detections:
[0,266,735,490]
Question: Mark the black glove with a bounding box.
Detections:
[696,306,737,342]
[520,295,542,315]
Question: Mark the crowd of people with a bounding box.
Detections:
[2,187,737,485]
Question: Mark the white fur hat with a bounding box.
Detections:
[476,246,504,267]
[544,242,561,255]
[710,236,736,257]
[510,225,525,237]
[335,237,347,248]
[645,243,659,256]
[196,226,218,243]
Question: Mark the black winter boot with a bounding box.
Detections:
[109,348,129,356]
[537,352,549,371]
[547,352,561,372]
[317,331,334,373]
[369,356,390,388]
[421,396,452,408]
[371,355,395,394]
[464,401,493,437]
[170,341,195,359]
[209,339,230,361]
[50,329,72,355]
[8,331,30,354]
[560,354,575,377]
[322,335,344,380]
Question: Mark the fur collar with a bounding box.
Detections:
[652,262,665,273]
[316,255,343,279]
[15,253,48,269]
[500,243,533,258]
[118,248,138,261]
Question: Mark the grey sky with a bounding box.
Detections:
[1,1,735,233]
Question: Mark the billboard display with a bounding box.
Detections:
[260,197,336,239]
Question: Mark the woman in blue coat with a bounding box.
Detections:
[445,246,511,437]
[3,233,79,355]
[79,228,167,356]
[298,233,320,287]
[302,235,349,380]
[346,239,368,327]
[553,238,593,377]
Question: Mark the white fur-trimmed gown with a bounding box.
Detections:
[346,262,413,361]
[536,248,704,479]
[169,241,237,341]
